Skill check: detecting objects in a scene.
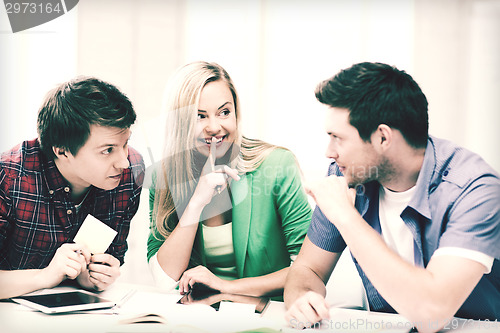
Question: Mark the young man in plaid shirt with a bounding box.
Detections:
[0,77,145,299]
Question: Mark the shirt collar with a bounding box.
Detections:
[40,151,72,195]
[407,136,436,220]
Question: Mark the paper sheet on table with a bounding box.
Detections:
[219,300,256,316]
[74,215,117,254]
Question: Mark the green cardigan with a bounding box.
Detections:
[147,148,312,279]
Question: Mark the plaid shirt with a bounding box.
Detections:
[0,139,145,270]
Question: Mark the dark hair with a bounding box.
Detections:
[37,76,136,159]
[315,62,429,148]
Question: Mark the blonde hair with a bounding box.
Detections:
[153,61,282,240]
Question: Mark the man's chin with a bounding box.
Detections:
[345,176,367,189]
[98,182,120,191]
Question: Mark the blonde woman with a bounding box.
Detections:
[147,61,311,297]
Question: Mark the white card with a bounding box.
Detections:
[73,215,117,254]
[218,300,256,316]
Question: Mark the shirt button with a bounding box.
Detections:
[64,187,70,193]
[49,190,54,195]
[67,209,72,215]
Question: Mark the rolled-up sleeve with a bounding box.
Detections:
[148,252,179,291]
[306,161,347,253]
[437,175,500,259]
[307,205,346,253]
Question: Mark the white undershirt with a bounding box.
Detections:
[378,185,493,274]
[378,185,416,265]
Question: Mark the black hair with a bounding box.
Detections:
[315,62,429,148]
[37,76,136,159]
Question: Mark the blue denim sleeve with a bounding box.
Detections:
[306,161,347,253]
[437,174,500,259]
[307,205,346,253]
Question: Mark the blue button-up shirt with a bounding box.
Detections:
[308,136,500,320]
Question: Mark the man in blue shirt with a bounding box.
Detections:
[284,62,500,332]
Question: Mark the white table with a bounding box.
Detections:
[1,283,498,333]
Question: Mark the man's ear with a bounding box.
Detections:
[376,124,392,149]
[52,146,68,158]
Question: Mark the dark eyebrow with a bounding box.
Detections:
[217,102,231,110]
[198,101,232,113]
[97,144,117,149]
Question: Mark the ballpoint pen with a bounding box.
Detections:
[112,289,137,314]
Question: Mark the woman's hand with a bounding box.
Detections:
[178,265,228,294]
[190,139,239,208]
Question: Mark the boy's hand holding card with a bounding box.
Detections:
[74,215,117,254]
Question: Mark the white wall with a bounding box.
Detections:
[464,0,500,170]
[0,4,78,152]
[414,0,500,171]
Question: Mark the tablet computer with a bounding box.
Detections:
[11,290,116,314]
[177,283,270,314]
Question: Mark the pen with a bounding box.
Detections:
[114,289,136,310]
[110,289,135,315]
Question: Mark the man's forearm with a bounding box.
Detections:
[0,269,48,299]
[284,263,327,308]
